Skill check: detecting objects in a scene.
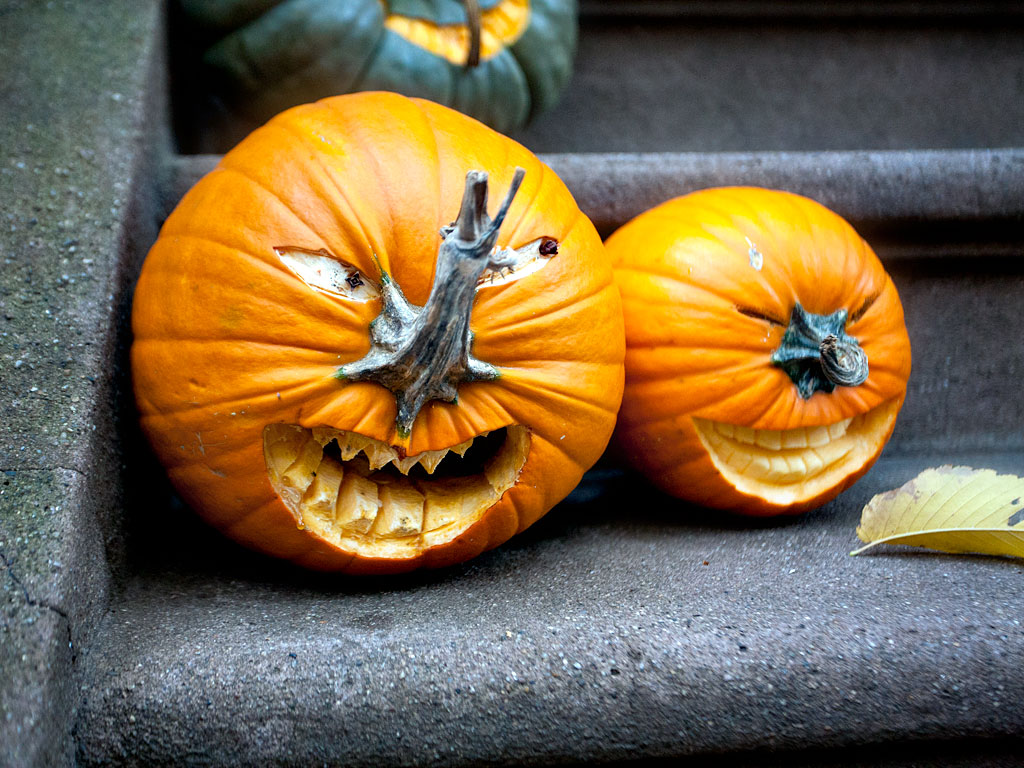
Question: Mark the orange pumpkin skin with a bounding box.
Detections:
[608,187,911,516]
[131,92,624,573]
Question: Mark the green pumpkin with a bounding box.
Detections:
[180,0,577,134]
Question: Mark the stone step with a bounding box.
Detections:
[4,0,1024,764]
[75,452,1024,766]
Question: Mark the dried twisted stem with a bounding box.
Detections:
[339,168,526,445]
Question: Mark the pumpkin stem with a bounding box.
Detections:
[770,303,869,399]
[463,0,482,67]
[338,168,526,446]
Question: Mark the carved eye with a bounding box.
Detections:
[275,246,380,303]
[476,237,559,289]
[849,290,881,324]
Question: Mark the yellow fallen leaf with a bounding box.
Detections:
[852,466,1024,558]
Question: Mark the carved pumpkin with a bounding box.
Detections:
[607,187,911,516]
[180,0,577,135]
[132,92,623,572]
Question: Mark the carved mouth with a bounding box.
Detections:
[264,424,530,554]
[692,399,902,505]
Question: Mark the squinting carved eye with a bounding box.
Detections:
[476,236,559,289]
[275,246,380,303]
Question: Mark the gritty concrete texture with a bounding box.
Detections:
[542,150,1024,237]
[0,0,166,764]
[75,453,1024,767]
[171,148,1024,239]
[3,1,1024,765]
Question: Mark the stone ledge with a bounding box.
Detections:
[169,149,1024,239]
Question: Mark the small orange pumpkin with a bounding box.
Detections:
[607,187,911,516]
[132,92,624,572]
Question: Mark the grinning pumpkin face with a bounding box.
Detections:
[607,187,911,516]
[131,93,623,572]
[181,0,577,136]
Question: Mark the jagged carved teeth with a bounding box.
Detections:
[263,424,531,543]
[310,427,475,475]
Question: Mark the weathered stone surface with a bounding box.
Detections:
[1,469,87,768]
[76,453,1024,766]
[170,149,1024,238]
[0,599,72,768]
[543,150,1024,237]
[0,1,165,764]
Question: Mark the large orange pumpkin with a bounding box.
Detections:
[607,187,911,516]
[132,92,624,573]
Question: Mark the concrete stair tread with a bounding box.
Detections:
[76,452,1024,766]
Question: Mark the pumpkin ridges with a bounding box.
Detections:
[683,190,797,314]
[411,96,548,243]
[149,228,307,291]
[474,283,617,362]
[495,370,622,471]
[673,188,889,322]
[217,109,411,283]
[298,382,399,439]
[171,445,275,530]
[613,238,906,429]
[135,375,327,429]
[615,258,782,321]
[772,189,846,313]
[213,162,338,251]
[609,186,910,514]
[134,93,621,570]
[624,350,765,386]
[134,339,341,390]
[162,234,376,330]
[400,385,517,456]
[265,106,419,293]
[501,367,623,418]
[470,203,588,328]
[223,496,312,556]
[131,236,374,354]
[263,118,397,276]
[159,165,342,272]
[616,298,775,353]
[405,391,512,456]
[622,346,888,433]
[497,148,550,244]
[314,94,445,300]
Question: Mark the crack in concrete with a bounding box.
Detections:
[0,466,88,478]
[0,548,76,661]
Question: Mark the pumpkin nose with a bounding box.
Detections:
[770,303,870,399]
[339,169,526,442]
